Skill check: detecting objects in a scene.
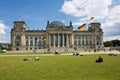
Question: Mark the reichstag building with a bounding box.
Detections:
[11,20,104,51]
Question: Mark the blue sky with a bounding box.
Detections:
[0,0,120,42]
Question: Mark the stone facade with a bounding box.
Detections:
[11,20,104,51]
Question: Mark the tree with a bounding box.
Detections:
[104,39,120,47]
[111,39,120,47]
[104,41,113,47]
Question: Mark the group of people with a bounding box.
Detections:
[109,53,117,56]
[23,56,40,61]
[24,50,118,63]
[95,53,117,63]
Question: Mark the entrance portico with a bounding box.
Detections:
[48,34,72,48]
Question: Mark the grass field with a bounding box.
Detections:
[0,54,120,80]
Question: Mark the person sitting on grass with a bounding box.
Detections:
[96,56,103,63]
[55,50,58,55]
[35,56,40,61]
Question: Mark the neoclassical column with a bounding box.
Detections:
[66,34,69,47]
[101,34,103,45]
[28,36,30,46]
[91,34,94,45]
[62,34,64,47]
[33,36,35,46]
[83,36,85,45]
[49,34,51,47]
[21,34,26,46]
[71,35,74,47]
[13,35,15,46]
[81,35,83,46]
[84,36,86,45]
[53,34,55,47]
[69,34,72,47]
[87,35,89,45]
[94,33,96,46]
[92,33,96,49]
[57,34,60,47]
[37,36,39,47]
[76,36,78,46]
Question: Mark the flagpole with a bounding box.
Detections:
[19,16,22,21]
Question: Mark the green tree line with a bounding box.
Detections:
[104,39,120,47]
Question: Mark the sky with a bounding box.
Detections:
[0,0,120,43]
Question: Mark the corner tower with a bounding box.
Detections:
[11,21,27,50]
[88,23,104,50]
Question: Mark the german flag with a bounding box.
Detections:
[42,37,47,41]
[78,23,86,31]
[90,17,94,20]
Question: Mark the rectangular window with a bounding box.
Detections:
[90,40,92,45]
[82,36,84,40]
[35,36,38,41]
[96,35,99,40]
[30,40,33,46]
[35,40,37,46]
[39,36,41,39]
[34,36,38,46]
[74,35,77,39]
[38,41,41,46]
[89,35,91,39]
[26,36,28,40]
[26,40,29,46]
[74,40,77,46]
[78,40,81,45]
[78,36,80,39]
[30,36,32,39]
[82,40,84,45]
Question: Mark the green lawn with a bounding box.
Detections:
[0,54,120,80]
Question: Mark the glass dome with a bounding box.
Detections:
[50,21,64,27]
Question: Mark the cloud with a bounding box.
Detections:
[60,0,120,41]
[102,5,120,40]
[0,21,8,35]
[61,0,112,19]
[102,22,120,36]
[104,35,120,41]
[0,21,9,42]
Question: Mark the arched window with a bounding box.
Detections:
[16,35,21,40]
[16,42,20,46]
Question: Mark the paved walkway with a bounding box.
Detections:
[0,51,120,57]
